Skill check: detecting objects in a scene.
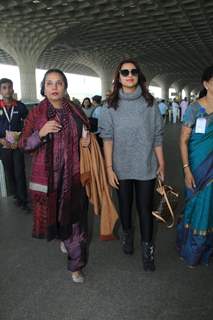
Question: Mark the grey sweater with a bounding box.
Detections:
[99,86,163,180]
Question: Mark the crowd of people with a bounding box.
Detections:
[0,60,212,283]
[158,97,190,124]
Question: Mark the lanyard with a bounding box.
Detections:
[3,106,14,130]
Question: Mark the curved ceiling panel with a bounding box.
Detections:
[0,0,212,87]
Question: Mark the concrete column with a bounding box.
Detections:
[160,83,170,100]
[18,60,37,103]
[178,89,182,100]
[101,70,113,98]
[184,86,191,102]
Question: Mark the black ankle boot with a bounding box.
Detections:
[122,230,134,255]
[142,242,155,271]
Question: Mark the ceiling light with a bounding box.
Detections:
[46,7,52,10]
[32,0,40,3]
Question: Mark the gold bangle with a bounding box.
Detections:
[183,164,189,169]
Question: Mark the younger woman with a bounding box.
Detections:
[99,59,164,271]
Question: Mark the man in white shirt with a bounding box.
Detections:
[180,97,188,121]
[172,98,179,124]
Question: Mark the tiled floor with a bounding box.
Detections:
[0,123,212,320]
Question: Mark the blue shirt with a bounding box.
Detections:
[158,102,168,115]
[91,105,103,134]
[0,101,28,138]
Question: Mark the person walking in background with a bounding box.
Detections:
[91,95,102,121]
[81,97,95,117]
[177,65,213,267]
[0,78,29,210]
[99,59,164,272]
[158,99,168,122]
[172,98,179,123]
[19,69,90,283]
[91,95,103,148]
[180,97,188,122]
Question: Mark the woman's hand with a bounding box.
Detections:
[39,120,62,138]
[106,167,119,189]
[81,134,91,148]
[157,164,165,182]
[184,167,196,190]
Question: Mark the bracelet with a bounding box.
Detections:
[183,163,189,169]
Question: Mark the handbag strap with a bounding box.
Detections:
[152,178,178,228]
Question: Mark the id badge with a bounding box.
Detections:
[5,130,21,143]
[195,118,206,134]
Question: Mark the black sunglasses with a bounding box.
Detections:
[119,68,139,77]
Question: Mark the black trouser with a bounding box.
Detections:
[117,179,155,242]
[0,148,28,203]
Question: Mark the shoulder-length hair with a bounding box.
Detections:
[81,97,92,108]
[107,59,154,109]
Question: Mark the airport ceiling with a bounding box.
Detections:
[0,0,213,90]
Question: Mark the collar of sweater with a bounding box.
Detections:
[119,86,142,101]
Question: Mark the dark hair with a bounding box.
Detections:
[92,95,102,104]
[0,78,13,89]
[200,65,213,97]
[81,97,92,108]
[40,69,68,97]
[198,89,206,99]
[107,59,154,109]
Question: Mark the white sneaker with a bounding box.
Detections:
[60,241,68,254]
[71,271,84,284]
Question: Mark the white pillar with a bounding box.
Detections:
[0,160,7,198]
[161,83,170,100]
[18,60,37,103]
[101,70,113,98]
[184,86,191,102]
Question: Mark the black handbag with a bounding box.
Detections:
[152,178,179,228]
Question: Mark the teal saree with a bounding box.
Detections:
[177,102,213,266]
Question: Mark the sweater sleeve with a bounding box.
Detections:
[154,103,164,147]
[99,106,113,141]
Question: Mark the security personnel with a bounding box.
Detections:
[0,78,29,210]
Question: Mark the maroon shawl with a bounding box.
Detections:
[19,98,89,240]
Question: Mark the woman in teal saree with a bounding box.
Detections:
[177,65,213,267]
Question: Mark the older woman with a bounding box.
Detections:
[177,65,213,267]
[19,69,90,283]
[99,59,164,271]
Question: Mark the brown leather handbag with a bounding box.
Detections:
[152,178,179,228]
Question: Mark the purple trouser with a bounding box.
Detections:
[63,223,88,272]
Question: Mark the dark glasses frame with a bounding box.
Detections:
[119,68,139,77]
